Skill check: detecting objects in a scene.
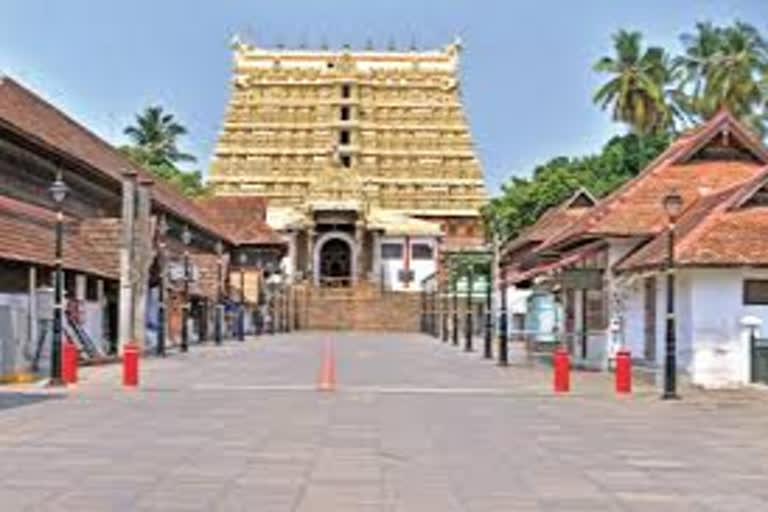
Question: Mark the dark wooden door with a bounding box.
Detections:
[752,337,768,384]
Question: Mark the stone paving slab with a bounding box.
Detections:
[1,332,768,510]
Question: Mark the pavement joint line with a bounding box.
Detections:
[189,383,601,397]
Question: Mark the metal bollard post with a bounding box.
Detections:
[123,342,139,388]
[554,347,570,393]
[615,349,632,394]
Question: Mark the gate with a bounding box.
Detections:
[751,336,768,385]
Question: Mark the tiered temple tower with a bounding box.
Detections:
[209,37,487,289]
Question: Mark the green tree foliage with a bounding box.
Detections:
[674,21,768,136]
[120,106,209,197]
[593,30,677,135]
[486,132,671,240]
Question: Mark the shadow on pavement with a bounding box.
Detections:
[0,392,63,411]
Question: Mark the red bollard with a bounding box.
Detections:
[615,349,632,394]
[123,342,139,388]
[553,347,570,393]
[62,337,78,384]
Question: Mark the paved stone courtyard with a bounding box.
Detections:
[2,332,768,511]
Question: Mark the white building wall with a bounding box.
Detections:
[617,267,768,388]
[378,236,438,291]
[685,268,768,388]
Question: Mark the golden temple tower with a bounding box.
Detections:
[210,37,487,289]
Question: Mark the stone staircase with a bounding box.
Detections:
[299,282,421,331]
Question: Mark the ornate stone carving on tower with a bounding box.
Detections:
[210,37,488,289]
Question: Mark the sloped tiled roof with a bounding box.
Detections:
[0,194,119,278]
[0,76,225,239]
[197,196,284,245]
[618,168,768,270]
[540,110,768,251]
[502,188,595,258]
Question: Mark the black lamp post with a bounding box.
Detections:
[268,266,277,335]
[420,286,427,334]
[238,252,246,342]
[285,285,292,333]
[442,278,449,343]
[662,189,683,400]
[181,225,192,352]
[452,273,459,346]
[465,268,474,352]
[215,240,224,346]
[49,171,68,385]
[157,216,168,357]
[498,267,509,366]
[484,271,493,359]
[431,281,439,338]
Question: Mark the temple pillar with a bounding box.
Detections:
[306,228,315,283]
[354,222,364,285]
[371,231,381,282]
[118,171,136,353]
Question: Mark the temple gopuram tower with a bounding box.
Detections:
[209,37,488,289]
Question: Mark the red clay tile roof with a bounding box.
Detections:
[503,189,595,254]
[0,195,119,277]
[506,241,606,285]
[618,168,768,270]
[196,196,284,245]
[540,111,768,251]
[0,76,225,240]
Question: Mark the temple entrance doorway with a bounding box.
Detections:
[318,237,352,287]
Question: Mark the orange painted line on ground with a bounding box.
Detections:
[317,337,336,392]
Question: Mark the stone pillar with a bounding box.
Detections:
[118,171,137,352]
[132,179,153,349]
[286,231,297,281]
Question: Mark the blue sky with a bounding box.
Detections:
[1,0,766,194]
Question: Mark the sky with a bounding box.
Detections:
[1,0,766,194]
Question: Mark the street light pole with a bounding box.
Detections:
[49,171,68,385]
[465,268,473,352]
[181,225,191,353]
[239,253,246,342]
[662,190,683,400]
[484,269,493,359]
[442,278,449,343]
[498,267,509,366]
[215,241,223,346]
[181,226,192,352]
[432,281,439,338]
[452,273,459,346]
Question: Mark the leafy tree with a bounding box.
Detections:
[675,21,768,136]
[593,30,676,134]
[124,106,196,166]
[121,106,209,197]
[485,132,671,240]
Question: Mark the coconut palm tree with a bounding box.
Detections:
[676,21,768,135]
[123,106,196,167]
[593,30,675,135]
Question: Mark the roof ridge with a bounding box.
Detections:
[537,112,762,251]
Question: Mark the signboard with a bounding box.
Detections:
[561,268,603,290]
[168,261,199,283]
